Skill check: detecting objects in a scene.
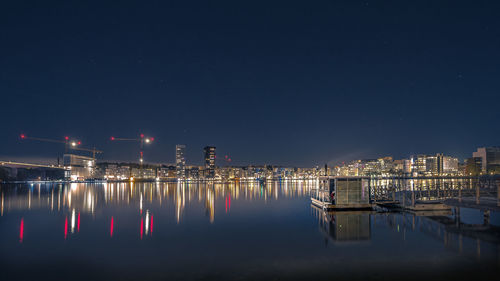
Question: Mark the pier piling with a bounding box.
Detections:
[476,182,480,204]
[484,210,490,225]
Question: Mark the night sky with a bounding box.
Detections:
[1,1,499,166]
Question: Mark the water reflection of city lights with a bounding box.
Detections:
[2,180,329,239]
[145,210,150,235]
[150,214,153,235]
[64,216,68,240]
[110,216,114,238]
[71,209,75,233]
[19,218,24,243]
[140,216,143,240]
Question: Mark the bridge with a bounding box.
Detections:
[0,160,65,169]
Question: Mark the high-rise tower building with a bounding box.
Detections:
[203,146,216,178]
[176,145,186,178]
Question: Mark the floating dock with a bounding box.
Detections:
[375,200,451,212]
[311,198,372,210]
[402,201,451,212]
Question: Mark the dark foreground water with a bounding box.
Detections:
[1,181,499,281]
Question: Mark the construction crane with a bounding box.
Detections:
[19,134,103,159]
[223,154,232,163]
[109,133,154,164]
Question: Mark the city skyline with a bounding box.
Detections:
[2,143,498,182]
[1,140,499,167]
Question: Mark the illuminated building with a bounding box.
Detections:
[393,160,405,174]
[473,147,500,174]
[410,154,459,176]
[176,145,186,178]
[101,164,131,180]
[334,154,459,177]
[425,154,440,175]
[203,146,216,178]
[131,167,155,179]
[63,154,95,181]
[186,166,200,179]
[410,155,428,176]
[442,156,459,175]
[158,166,176,178]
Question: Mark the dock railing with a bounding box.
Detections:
[369,175,500,208]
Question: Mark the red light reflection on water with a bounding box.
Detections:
[77,212,80,232]
[19,218,24,243]
[150,215,153,235]
[110,216,114,237]
[140,217,143,240]
[64,216,68,239]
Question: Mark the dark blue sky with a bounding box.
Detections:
[1,0,499,166]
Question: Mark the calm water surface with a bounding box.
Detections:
[0,181,499,281]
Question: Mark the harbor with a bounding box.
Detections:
[312,176,500,217]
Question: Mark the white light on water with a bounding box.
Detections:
[71,209,75,233]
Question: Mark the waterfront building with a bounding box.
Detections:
[442,156,459,175]
[300,167,319,178]
[409,154,459,176]
[203,146,216,178]
[377,157,394,175]
[472,147,500,174]
[131,167,155,179]
[465,157,482,176]
[218,167,230,180]
[410,155,428,176]
[102,164,131,180]
[403,159,412,174]
[158,165,177,179]
[393,159,405,174]
[176,145,186,178]
[334,153,459,177]
[242,165,269,179]
[334,157,394,177]
[186,166,200,179]
[358,159,381,176]
[158,165,176,178]
[425,154,440,175]
[63,154,95,180]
